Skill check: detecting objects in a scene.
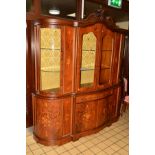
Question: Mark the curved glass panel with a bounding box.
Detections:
[40,28,61,92]
[99,34,113,84]
[80,32,96,87]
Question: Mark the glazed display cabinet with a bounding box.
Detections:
[32,10,127,146]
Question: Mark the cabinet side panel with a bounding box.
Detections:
[63,26,74,93]
[107,87,122,122]
[114,86,122,118]
[63,97,72,136]
[112,33,123,84]
[26,20,33,127]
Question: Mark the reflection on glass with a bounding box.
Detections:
[80,32,96,87]
[40,28,61,92]
[99,35,113,84]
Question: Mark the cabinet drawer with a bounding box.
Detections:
[76,89,113,103]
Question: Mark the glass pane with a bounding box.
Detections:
[41,0,76,19]
[99,35,113,84]
[80,32,96,87]
[40,28,61,92]
[26,0,33,12]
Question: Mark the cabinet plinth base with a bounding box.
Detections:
[33,133,72,146]
[72,116,119,141]
[32,87,122,146]
[33,115,120,146]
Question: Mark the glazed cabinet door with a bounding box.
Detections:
[76,24,102,92]
[40,27,62,93]
[34,24,75,95]
[98,27,115,88]
[112,33,124,85]
[33,24,64,95]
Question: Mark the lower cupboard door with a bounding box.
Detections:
[34,98,62,140]
[107,95,117,121]
[75,101,97,133]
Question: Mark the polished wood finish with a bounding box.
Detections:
[63,26,75,94]
[32,95,72,145]
[26,20,33,127]
[26,0,40,20]
[31,10,127,146]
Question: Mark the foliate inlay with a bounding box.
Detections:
[75,102,96,132]
[36,99,62,138]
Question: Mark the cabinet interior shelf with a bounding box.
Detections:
[41,88,60,92]
[82,49,96,51]
[41,48,61,51]
[41,69,60,72]
[102,50,112,51]
[80,68,95,71]
[80,83,93,87]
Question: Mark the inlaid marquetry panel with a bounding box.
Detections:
[75,101,97,133]
[97,98,108,127]
[35,98,62,139]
